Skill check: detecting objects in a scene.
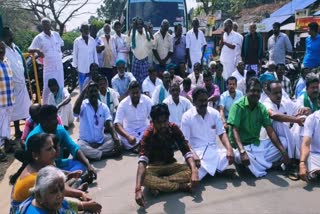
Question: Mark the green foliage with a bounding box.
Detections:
[88,16,105,29]
[97,0,127,21]
[62,31,81,51]
[14,30,38,52]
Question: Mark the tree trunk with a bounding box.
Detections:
[59,23,65,36]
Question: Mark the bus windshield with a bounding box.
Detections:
[128,0,186,28]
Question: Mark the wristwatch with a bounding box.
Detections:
[240,149,246,155]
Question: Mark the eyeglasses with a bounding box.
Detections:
[94,114,98,126]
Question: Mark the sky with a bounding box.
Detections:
[65,0,198,31]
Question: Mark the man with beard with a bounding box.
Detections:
[73,81,121,160]
[72,23,99,92]
[152,71,171,104]
[114,81,153,152]
[135,104,198,207]
[227,77,290,177]
[181,87,234,180]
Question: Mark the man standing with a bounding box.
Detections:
[135,104,198,207]
[74,82,121,160]
[28,18,64,104]
[220,19,242,79]
[219,76,243,130]
[0,41,14,156]
[114,81,153,152]
[152,71,171,104]
[181,87,234,180]
[2,27,30,138]
[241,23,263,73]
[186,18,206,72]
[268,22,292,65]
[302,22,320,69]
[172,24,187,77]
[299,110,320,182]
[72,23,98,92]
[163,83,192,128]
[152,19,173,73]
[130,18,154,85]
[227,78,289,177]
[113,20,130,63]
[232,22,243,65]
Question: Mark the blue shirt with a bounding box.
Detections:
[26,125,80,169]
[219,90,243,118]
[76,99,112,144]
[303,34,320,69]
[171,35,186,64]
[111,72,136,96]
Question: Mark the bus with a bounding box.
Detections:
[126,0,188,33]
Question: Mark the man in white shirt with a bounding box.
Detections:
[3,27,30,138]
[299,110,320,182]
[130,18,154,85]
[181,87,234,180]
[163,83,192,128]
[72,23,99,92]
[186,18,206,73]
[152,71,171,104]
[231,61,246,82]
[232,22,243,65]
[142,67,162,97]
[152,19,173,73]
[219,19,243,80]
[113,20,130,64]
[28,18,64,104]
[114,81,153,152]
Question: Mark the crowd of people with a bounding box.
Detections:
[0,15,319,212]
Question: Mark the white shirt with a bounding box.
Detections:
[72,36,98,74]
[113,33,130,62]
[142,76,163,96]
[264,97,301,120]
[163,95,192,127]
[130,29,152,60]
[29,31,64,73]
[99,87,120,114]
[231,69,246,82]
[234,32,243,64]
[186,29,206,64]
[114,94,152,132]
[153,31,173,64]
[188,73,204,89]
[303,110,320,153]
[181,107,225,149]
[220,31,242,65]
[5,43,25,84]
[151,85,170,104]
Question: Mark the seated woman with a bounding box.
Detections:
[17,166,102,213]
[10,133,101,213]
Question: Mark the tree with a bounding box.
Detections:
[2,0,95,36]
[97,0,127,21]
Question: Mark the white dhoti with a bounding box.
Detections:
[118,126,146,150]
[43,71,64,104]
[307,153,320,173]
[235,142,272,177]
[78,134,114,160]
[272,121,295,158]
[221,61,235,80]
[263,137,288,164]
[193,144,229,180]
[188,53,202,73]
[0,107,13,146]
[58,102,74,126]
[291,123,304,159]
[11,83,30,121]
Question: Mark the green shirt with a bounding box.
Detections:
[227,96,272,148]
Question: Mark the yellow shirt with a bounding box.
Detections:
[12,173,37,202]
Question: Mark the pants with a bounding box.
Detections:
[43,71,64,104]
[78,134,115,160]
[0,107,13,146]
[58,102,74,126]
[143,162,191,192]
[131,56,149,86]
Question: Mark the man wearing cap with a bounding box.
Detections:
[152,19,173,73]
[72,23,99,92]
[111,59,136,100]
[28,18,64,104]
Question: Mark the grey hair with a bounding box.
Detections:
[209,61,216,67]
[223,18,233,26]
[233,22,239,28]
[33,166,66,197]
[41,17,51,24]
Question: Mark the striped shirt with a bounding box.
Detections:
[0,59,15,107]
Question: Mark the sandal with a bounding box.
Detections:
[287,166,300,181]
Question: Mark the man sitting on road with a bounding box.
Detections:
[114,81,153,152]
[227,77,290,177]
[97,76,119,118]
[181,87,234,180]
[152,71,171,104]
[142,67,163,98]
[135,104,199,207]
[299,109,320,182]
[73,81,121,160]
[163,83,192,128]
